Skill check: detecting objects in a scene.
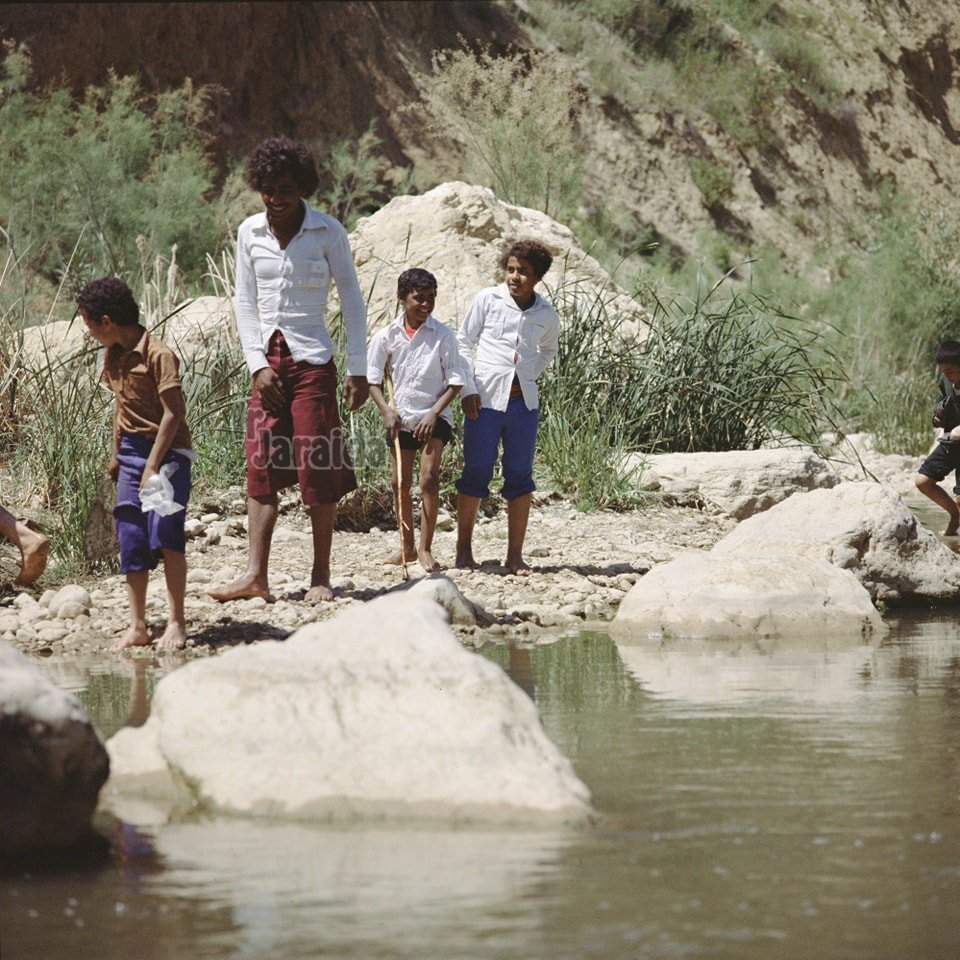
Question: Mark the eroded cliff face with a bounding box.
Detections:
[1,0,958,276]
[571,0,960,274]
[0,1,521,169]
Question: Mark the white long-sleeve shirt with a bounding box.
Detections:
[367,315,464,430]
[234,203,367,377]
[457,283,560,411]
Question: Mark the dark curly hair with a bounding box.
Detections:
[499,239,553,280]
[76,276,139,326]
[245,137,320,196]
[397,267,438,300]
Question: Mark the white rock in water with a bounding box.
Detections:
[105,594,590,822]
[611,553,884,640]
[713,481,960,602]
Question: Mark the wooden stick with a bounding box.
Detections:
[384,371,410,579]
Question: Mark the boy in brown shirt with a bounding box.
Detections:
[77,277,194,651]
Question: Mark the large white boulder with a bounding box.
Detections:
[0,642,110,855]
[347,181,649,332]
[635,447,840,519]
[712,481,960,602]
[105,594,590,822]
[610,553,885,640]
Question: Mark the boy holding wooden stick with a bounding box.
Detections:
[367,268,463,572]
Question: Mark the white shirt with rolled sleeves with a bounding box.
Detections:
[457,283,560,412]
[366,314,465,431]
[234,203,367,377]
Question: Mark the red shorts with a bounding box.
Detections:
[245,332,357,506]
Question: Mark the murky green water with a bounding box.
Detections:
[3,611,959,960]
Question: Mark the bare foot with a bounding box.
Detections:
[111,623,150,652]
[14,524,48,586]
[208,573,271,602]
[156,621,188,651]
[418,549,442,573]
[304,583,335,602]
[455,548,478,570]
[506,555,533,577]
[384,548,416,566]
[945,516,960,536]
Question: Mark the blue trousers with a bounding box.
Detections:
[114,434,192,573]
[456,396,539,501]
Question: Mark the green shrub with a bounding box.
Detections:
[419,40,584,218]
[0,42,222,287]
[689,157,734,210]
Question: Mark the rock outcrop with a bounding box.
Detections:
[637,447,840,519]
[712,481,960,602]
[104,594,591,822]
[0,641,110,856]
[348,181,649,331]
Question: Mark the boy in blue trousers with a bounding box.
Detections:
[455,240,559,575]
[78,277,194,650]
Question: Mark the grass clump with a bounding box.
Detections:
[419,40,585,219]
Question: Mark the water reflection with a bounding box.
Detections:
[6,619,960,959]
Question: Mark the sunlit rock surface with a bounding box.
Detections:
[0,641,109,855]
[611,554,884,640]
[348,181,649,332]
[712,481,960,602]
[105,595,590,822]
[636,448,840,519]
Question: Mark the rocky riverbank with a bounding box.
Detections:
[0,492,737,659]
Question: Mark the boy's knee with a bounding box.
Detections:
[915,472,935,492]
[420,469,440,494]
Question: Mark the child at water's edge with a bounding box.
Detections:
[78,277,194,650]
[367,268,463,572]
[915,339,960,535]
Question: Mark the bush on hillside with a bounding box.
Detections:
[0,41,223,290]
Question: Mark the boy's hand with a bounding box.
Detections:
[461,394,481,420]
[108,456,120,483]
[413,411,438,440]
[382,409,400,439]
[253,367,286,414]
[139,465,159,492]
[344,375,369,411]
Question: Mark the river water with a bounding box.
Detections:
[3,504,959,959]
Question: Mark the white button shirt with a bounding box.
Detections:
[234,203,367,377]
[367,314,465,430]
[457,283,560,411]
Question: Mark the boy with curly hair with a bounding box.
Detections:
[209,137,368,604]
[455,240,559,575]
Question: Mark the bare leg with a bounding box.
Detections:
[305,501,336,601]
[505,493,532,575]
[417,439,444,572]
[157,548,188,650]
[0,506,49,586]
[112,570,150,651]
[385,448,416,566]
[456,493,481,569]
[208,494,276,600]
[916,474,960,535]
